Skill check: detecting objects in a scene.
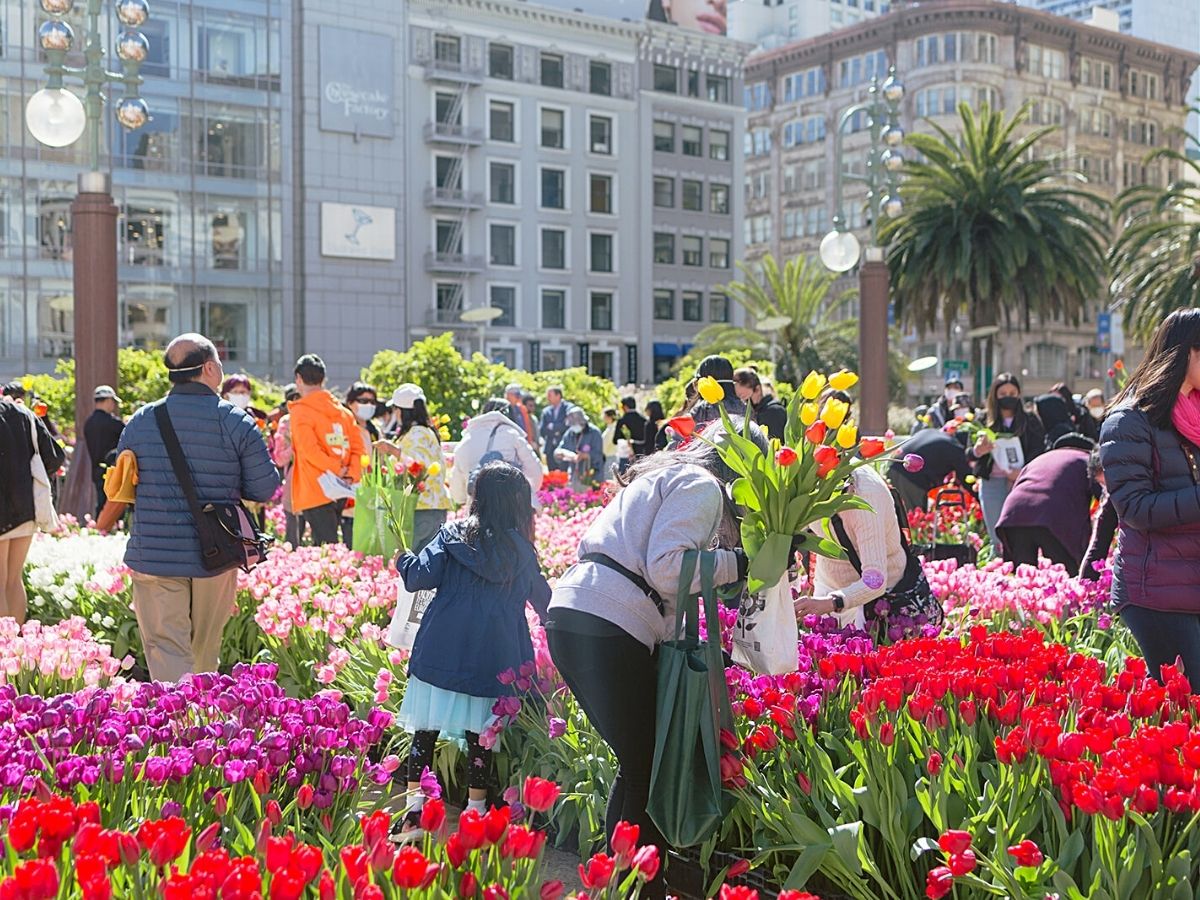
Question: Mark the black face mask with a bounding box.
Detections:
[998,396,1022,412]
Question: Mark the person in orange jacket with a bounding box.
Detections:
[288,353,365,545]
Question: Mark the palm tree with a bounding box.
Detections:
[879,102,1109,377]
[690,253,860,386]
[1110,115,1200,340]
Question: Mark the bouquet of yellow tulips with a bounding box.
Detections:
[354,451,440,556]
[692,369,893,592]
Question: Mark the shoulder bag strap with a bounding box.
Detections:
[698,550,734,731]
[673,549,700,642]
[485,423,503,453]
[154,402,208,523]
[830,515,863,575]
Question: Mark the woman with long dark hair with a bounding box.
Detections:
[1101,308,1200,690]
[645,400,666,454]
[545,422,759,897]
[969,372,1045,552]
[391,462,550,841]
[375,383,452,552]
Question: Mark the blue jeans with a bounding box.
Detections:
[1120,605,1200,693]
[978,475,1012,554]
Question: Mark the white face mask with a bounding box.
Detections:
[228,393,250,410]
[1089,406,1105,420]
[355,402,376,421]
[570,425,584,435]
[945,389,959,404]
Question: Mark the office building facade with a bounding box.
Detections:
[743,0,1200,399]
[730,0,890,52]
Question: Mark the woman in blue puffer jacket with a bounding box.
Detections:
[1101,308,1200,691]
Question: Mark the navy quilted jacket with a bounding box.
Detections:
[118,383,280,577]
[1100,405,1200,612]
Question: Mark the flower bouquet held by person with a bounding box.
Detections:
[355,450,438,556]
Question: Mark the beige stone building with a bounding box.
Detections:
[742,0,1200,403]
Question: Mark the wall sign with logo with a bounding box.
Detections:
[318,26,395,138]
[320,202,396,261]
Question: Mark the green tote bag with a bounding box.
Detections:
[647,549,734,848]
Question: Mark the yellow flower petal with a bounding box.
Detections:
[427,463,441,478]
[800,371,827,401]
[836,423,858,449]
[696,376,725,404]
[829,370,859,392]
[821,398,849,430]
[800,402,819,426]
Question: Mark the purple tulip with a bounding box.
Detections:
[419,765,442,800]
[903,453,925,474]
[547,717,567,740]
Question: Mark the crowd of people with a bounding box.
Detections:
[6,313,1200,889]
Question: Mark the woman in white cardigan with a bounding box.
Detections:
[448,398,544,507]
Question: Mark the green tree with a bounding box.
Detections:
[879,103,1108,377]
[689,254,859,387]
[1110,115,1200,339]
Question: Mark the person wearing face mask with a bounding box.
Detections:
[927,377,965,430]
[969,373,1045,554]
[220,375,269,430]
[1080,388,1106,441]
[340,383,382,547]
[555,408,605,490]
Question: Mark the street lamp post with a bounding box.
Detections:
[818,68,905,435]
[25,0,150,445]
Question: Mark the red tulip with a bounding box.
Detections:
[137,817,191,868]
[266,835,295,875]
[860,438,886,458]
[937,830,972,855]
[266,799,283,827]
[719,887,758,900]
[775,446,799,467]
[445,833,469,869]
[340,845,368,885]
[420,798,446,834]
[393,845,432,889]
[483,806,511,845]
[796,772,812,795]
[611,821,640,858]
[925,865,954,899]
[212,791,228,816]
[523,776,561,813]
[926,751,943,776]
[879,722,895,746]
[360,811,390,852]
[947,850,976,876]
[540,880,565,900]
[456,810,486,852]
[633,845,660,882]
[578,853,616,890]
[196,821,222,854]
[667,416,696,439]
[318,871,336,900]
[482,887,508,900]
[804,422,827,444]
[814,445,840,478]
[1006,839,1043,868]
[296,784,315,811]
[459,872,480,898]
[727,858,751,878]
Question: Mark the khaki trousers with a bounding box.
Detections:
[130,569,239,683]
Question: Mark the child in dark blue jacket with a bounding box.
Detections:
[393,461,550,841]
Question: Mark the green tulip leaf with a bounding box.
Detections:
[747,531,792,594]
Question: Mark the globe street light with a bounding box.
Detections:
[819,66,906,434]
[24,0,150,517]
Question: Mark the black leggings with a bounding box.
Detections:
[406,729,491,791]
[1120,605,1200,694]
[546,624,666,898]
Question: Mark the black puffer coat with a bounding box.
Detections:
[1100,405,1200,612]
[0,401,65,536]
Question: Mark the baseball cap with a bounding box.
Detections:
[390,383,425,409]
[93,385,120,401]
[944,375,964,388]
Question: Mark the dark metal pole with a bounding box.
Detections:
[858,249,889,434]
[71,171,118,443]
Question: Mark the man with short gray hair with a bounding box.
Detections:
[115,333,280,681]
[505,382,538,448]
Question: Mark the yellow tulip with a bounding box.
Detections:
[829,370,859,392]
[800,371,826,400]
[696,376,725,404]
[759,422,770,438]
[438,427,451,441]
[965,412,975,421]
[836,423,858,449]
[21,376,34,391]
[800,402,819,426]
[360,454,371,469]
[440,413,452,425]
[427,462,441,478]
[821,398,849,430]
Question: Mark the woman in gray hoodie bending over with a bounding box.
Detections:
[545,423,759,897]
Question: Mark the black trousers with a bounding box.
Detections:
[1120,605,1200,694]
[92,474,107,520]
[997,525,1079,575]
[405,729,491,791]
[547,625,665,898]
[304,502,341,546]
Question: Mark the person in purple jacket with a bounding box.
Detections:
[995,434,1100,574]
[1101,308,1200,690]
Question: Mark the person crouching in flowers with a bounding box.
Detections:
[545,421,760,899]
[374,383,452,553]
[391,461,551,843]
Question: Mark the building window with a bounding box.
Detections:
[435,219,462,255]
[590,233,614,273]
[1028,44,1066,80]
[540,53,564,88]
[681,235,702,266]
[1128,69,1159,100]
[542,289,566,328]
[590,351,614,380]
[681,125,702,157]
[653,176,674,208]
[490,162,515,204]
[489,223,516,266]
[653,232,675,264]
[686,68,701,97]
[1023,341,1068,380]
[590,292,613,330]
[434,34,461,65]
[589,174,613,214]
[711,183,729,215]
[541,168,566,209]
[654,120,675,153]
[590,115,613,154]
[707,74,730,103]
[838,50,887,88]
[654,289,675,320]
[744,82,772,111]
[654,64,678,93]
[541,229,566,269]
[541,108,565,149]
[434,156,461,191]
[436,283,461,321]
[490,285,515,327]
[710,130,729,161]
[490,101,514,142]
[542,348,566,369]
[681,179,703,212]
[435,91,461,126]
[782,65,827,103]
[682,291,703,322]
[589,60,612,96]
[709,237,730,269]
[1127,119,1158,145]
[1079,107,1112,138]
[1080,57,1112,89]
[1028,98,1064,126]
[710,292,729,323]
[747,128,772,157]
[489,43,513,79]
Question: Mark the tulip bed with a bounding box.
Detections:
[10,485,1196,899]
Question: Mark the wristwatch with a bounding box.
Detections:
[830,592,846,612]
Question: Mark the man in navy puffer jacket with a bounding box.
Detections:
[117,333,280,682]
